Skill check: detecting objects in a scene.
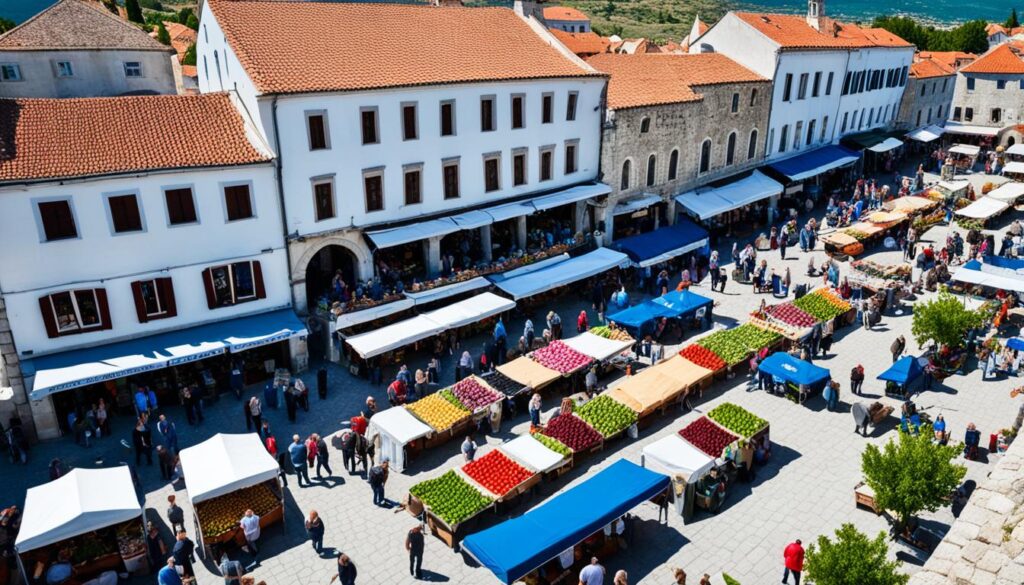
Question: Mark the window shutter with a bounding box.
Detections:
[95,288,112,331]
[38,296,59,338]
[253,261,266,299]
[159,277,177,318]
[202,268,217,309]
[130,281,149,323]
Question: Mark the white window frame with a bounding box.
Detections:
[360,106,380,145]
[363,167,386,212]
[54,61,73,78]
[47,289,103,334]
[211,261,257,305]
[123,61,143,77]
[510,94,526,130]
[403,163,424,206]
[538,145,555,182]
[0,63,22,81]
[401,101,419,141]
[512,147,528,186]
[439,99,457,137]
[137,279,168,318]
[564,139,579,174]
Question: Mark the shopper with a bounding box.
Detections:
[461,434,477,462]
[315,433,332,478]
[289,434,310,486]
[239,509,261,554]
[166,495,186,534]
[171,530,196,579]
[132,417,153,466]
[158,558,182,585]
[156,414,178,454]
[850,364,865,396]
[157,445,174,480]
[364,396,378,419]
[331,553,357,585]
[406,525,424,579]
[243,398,253,431]
[219,552,245,585]
[577,310,589,334]
[146,521,167,572]
[579,557,605,585]
[672,568,687,584]
[891,335,906,363]
[305,510,325,554]
[529,391,542,427]
[369,458,389,506]
[248,397,262,435]
[494,319,507,365]
[285,386,298,423]
[613,569,628,585]
[339,429,357,474]
[782,539,805,585]
[547,311,562,340]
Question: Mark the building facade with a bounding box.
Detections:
[0,0,178,98]
[949,44,1024,145]
[894,52,971,131]
[542,6,591,33]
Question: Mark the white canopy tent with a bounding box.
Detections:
[335,298,415,331]
[1003,161,1024,175]
[178,433,280,505]
[529,183,611,211]
[955,197,1010,219]
[489,248,629,301]
[423,292,515,329]
[949,144,981,157]
[906,125,944,143]
[640,434,715,484]
[499,435,567,473]
[675,171,783,220]
[562,332,634,362]
[953,264,1024,293]
[366,407,433,472]
[868,137,903,153]
[944,122,1000,137]
[1006,144,1024,158]
[403,277,491,306]
[16,467,142,553]
[986,182,1024,203]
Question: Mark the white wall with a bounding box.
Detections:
[0,49,177,98]
[766,50,849,159]
[689,13,779,79]
[196,1,264,130]
[0,164,290,356]
[835,47,915,136]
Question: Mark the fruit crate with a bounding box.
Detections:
[409,494,492,549]
[200,502,283,548]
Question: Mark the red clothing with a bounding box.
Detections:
[350,415,368,436]
[784,542,805,571]
[264,436,278,457]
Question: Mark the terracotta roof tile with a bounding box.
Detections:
[586,53,766,110]
[0,0,170,51]
[0,93,269,183]
[209,1,599,95]
[549,29,608,56]
[910,59,952,79]
[543,6,590,21]
[734,12,911,50]
[917,51,976,71]
[164,21,197,60]
[961,44,1024,74]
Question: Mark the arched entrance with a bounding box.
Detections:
[1008,136,1017,147]
[305,244,358,311]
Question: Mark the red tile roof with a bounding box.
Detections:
[543,6,590,22]
[0,94,269,183]
[734,12,911,50]
[917,51,976,71]
[987,24,1024,37]
[0,0,171,51]
[961,44,1024,74]
[586,53,766,109]
[910,59,952,79]
[208,0,600,95]
[164,21,197,61]
[550,29,608,56]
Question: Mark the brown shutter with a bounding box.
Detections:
[38,295,59,338]
[159,277,177,318]
[130,281,148,324]
[95,288,112,331]
[202,268,217,309]
[253,261,266,299]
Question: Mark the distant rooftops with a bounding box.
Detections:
[910,51,976,78]
[542,6,589,22]
[960,43,1024,75]
[733,12,911,50]
[549,29,609,56]
[0,0,171,52]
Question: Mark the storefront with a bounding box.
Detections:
[610,194,663,241]
[675,170,784,239]
[942,122,999,149]
[764,145,861,207]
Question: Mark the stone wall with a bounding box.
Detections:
[950,72,1024,144]
[896,74,955,130]
[0,296,41,441]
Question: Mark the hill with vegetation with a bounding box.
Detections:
[560,0,729,42]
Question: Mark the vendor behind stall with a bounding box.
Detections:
[696,467,726,514]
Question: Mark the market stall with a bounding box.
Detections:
[955,197,1010,225]
[499,434,571,477]
[606,289,714,338]
[407,469,495,548]
[820,230,864,257]
[405,391,473,448]
[952,260,1024,295]
[16,467,147,583]
[1002,161,1024,178]
[365,405,433,472]
[879,355,924,398]
[462,460,670,584]
[610,218,709,268]
[178,433,283,557]
[528,340,594,377]
[606,367,684,418]
[986,182,1024,204]
[488,248,629,301]
[886,195,939,214]
[906,125,944,143]
[495,357,562,392]
[948,144,980,173]
[561,332,634,363]
[848,259,912,292]
[641,434,716,522]
[757,352,831,403]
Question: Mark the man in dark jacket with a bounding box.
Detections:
[172,530,196,578]
[315,434,332,478]
[406,525,424,579]
[317,366,328,400]
[368,458,389,506]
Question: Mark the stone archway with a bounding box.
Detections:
[290,236,372,314]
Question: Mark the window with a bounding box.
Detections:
[747,130,757,160]
[868,108,874,126]
[779,125,789,153]
[943,78,949,92]
[767,129,774,156]
[39,289,110,337]
[920,84,926,97]
[364,172,384,211]
[783,73,793,101]
[107,193,143,233]
[841,112,848,133]
[699,140,711,174]
[825,72,834,95]
[998,80,1007,90]
[937,105,943,119]
[224,184,253,221]
[440,100,456,136]
[812,71,821,97]
[965,107,974,122]
[480,96,496,132]
[967,77,975,92]
[313,180,335,221]
[164,187,197,225]
[750,88,758,106]
[668,149,679,180]
[953,107,961,121]
[646,155,656,186]
[542,93,553,124]
[566,92,578,121]
[900,66,908,86]
[731,93,739,113]
[539,148,553,181]
[361,108,379,145]
[640,117,650,133]
[726,132,736,165]
[123,61,142,77]
[202,261,264,309]
[0,63,21,81]
[842,72,851,95]
[797,73,809,99]
[992,108,1002,123]
[306,112,328,150]
[404,167,422,205]
[443,160,460,199]
[925,107,931,123]
[513,150,527,186]
[131,278,176,322]
[620,160,631,190]
[884,105,890,122]
[511,95,525,129]
[806,120,815,146]
[402,103,418,140]
[484,154,501,192]
[851,110,858,130]
[55,61,73,77]
[564,141,578,174]
[37,199,77,241]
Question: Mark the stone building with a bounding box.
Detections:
[894,52,973,131]
[587,53,771,241]
[542,6,591,33]
[948,43,1024,145]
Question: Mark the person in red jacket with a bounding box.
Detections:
[783,539,805,585]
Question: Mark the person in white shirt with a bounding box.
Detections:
[579,557,605,585]
[239,509,261,555]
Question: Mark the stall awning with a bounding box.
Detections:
[423,292,515,329]
[462,460,670,584]
[449,210,494,230]
[484,201,535,223]
[500,435,567,473]
[561,332,633,362]
[178,433,280,505]
[612,219,709,267]
[937,179,971,193]
[16,467,141,553]
[335,299,416,331]
[944,122,1000,137]
[758,352,830,386]
[906,125,945,143]
[496,357,561,390]
[1006,144,1024,157]
[489,248,629,300]
[27,309,306,399]
[365,217,461,249]
[868,137,904,153]
[955,196,1010,219]
[953,259,1024,293]
[949,144,981,157]
[608,290,713,330]
[675,171,784,220]
[642,434,715,484]
[652,290,713,316]
[877,355,923,385]
[403,276,491,306]
[528,183,610,212]
[368,406,432,446]
[606,301,673,330]
[612,193,662,216]
[767,145,860,183]
[1003,161,1024,175]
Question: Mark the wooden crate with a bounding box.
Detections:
[854,481,881,515]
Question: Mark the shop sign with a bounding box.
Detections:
[229,329,307,353]
[36,361,169,395]
[167,348,227,366]
[630,209,649,219]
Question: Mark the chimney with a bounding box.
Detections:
[807,0,824,31]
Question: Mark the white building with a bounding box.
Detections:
[691,0,914,164]
[197,0,607,314]
[542,6,592,33]
[0,0,179,98]
[0,93,306,440]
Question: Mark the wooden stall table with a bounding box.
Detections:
[496,357,562,394]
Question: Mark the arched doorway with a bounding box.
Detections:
[305,244,358,311]
[1008,136,1017,147]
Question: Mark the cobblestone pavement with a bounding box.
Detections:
[2,172,1021,585]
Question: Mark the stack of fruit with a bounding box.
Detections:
[589,326,634,342]
[462,450,534,498]
[679,344,727,371]
[406,392,470,432]
[696,330,750,366]
[679,416,739,458]
[765,303,818,328]
[793,290,850,322]
[409,470,493,527]
[732,323,782,353]
[530,341,593,374]
[116,521,146,559]
[530,431,572,457]
[707,403,768,438]
[577,395,638,437]
[541,413,603,452]
[196,482,279,540]
[450,377,504,411]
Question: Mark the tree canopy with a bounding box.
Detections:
[1007,8,1020,29]
[911,288,985,350]
[805,524,909,585]
[156,22,170,46]
[125,0,144,24]
[0,17,14,34]
[872,16,990,55]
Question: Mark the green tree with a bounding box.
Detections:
[602,0,615,18]
[125,0,144,24]
[952,20,992,54]
[182,42,196,66]
[0,17,14,33]
[862,424,966,532]
[1007,8,1020,29]
[805,524,908,585]
[186,13,199,30]
[156,21,170,45]
[911,288,984,350]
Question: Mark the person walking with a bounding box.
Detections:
[579,557,605,585]
[172,530,196,579]
[166,495,186,534]
[315,433,332,478]
[289,434,310,486]
[850,364,865,396]
[494,319,507,366]
[891,335,906,363]
[243,398,253,431]
[340,429,357,474]
[239,509,261,555]
[331,553,357,585]
[528,391,542,427]
[285,386,298,423]
[248,397,262,434]
[461,434,477,462]
[782,539,805,585]
[132,417,153,466]
[219,553,245,585]
[406,525,424,580]
[369,458,390,506]
[156,414,178,454]
[157,445,174,480]
[146,521,168,572]
[305,510,325,554]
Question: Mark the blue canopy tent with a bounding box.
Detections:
[462,460,670,584]
[1008,337,1024,352]
[611,218,709,268]
[757,352,831,403]
[878,355,925,398]
[607,290,713,337]
[767,145,861,183]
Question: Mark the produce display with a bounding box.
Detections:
[483,371,526,397]
[541,414,603,452]
[850,260,911,281]
[408,470,493,527]
[462,450,534,497]
[844,229,870,241]
[576,395,638,437]
[792,290,850,322]
[450,377,503,411]
[116,521,146,559]
[679,344,727,371]
[438,388,466,410]
[732,323,782,353]
[765,303,818,328]
[679,416,739,458]
[71,532,118,564]
[196,482,280,539]
[696,330,751,366]
[406,392,470,432]
[707,403,768,438]
[589,326,634,342]
[530,340,593,374]
[530,431,572,457]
